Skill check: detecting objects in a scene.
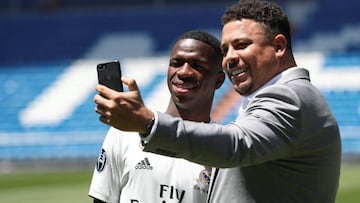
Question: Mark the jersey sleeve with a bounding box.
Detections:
[88,127,123,203]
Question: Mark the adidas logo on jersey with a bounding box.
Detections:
[135,157,153,170]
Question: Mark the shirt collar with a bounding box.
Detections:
[238,66,298,110]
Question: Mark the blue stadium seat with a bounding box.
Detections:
[323,90,360,126]
[324,52,360,67]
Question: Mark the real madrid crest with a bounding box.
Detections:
[199,168,211,187]
[96,148,107,172]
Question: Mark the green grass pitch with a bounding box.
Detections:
[0,170,93,203]
[0,164,359,203]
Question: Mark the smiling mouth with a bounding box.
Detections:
[231,68,246,76]
[230,65,248,76]
[173,82,199,93]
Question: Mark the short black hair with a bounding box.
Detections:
[177,30,222,59]
[222,0,293,51]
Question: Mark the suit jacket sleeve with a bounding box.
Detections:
[143,84,302,168]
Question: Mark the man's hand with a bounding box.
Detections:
[94,77,154,134]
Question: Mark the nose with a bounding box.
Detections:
[177,63,195,77]
[224,47,238,70]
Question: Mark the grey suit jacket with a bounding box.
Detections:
[143,67,341,203]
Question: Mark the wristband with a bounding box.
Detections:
[139,117,155,138]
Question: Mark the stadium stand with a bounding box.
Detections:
[0,0,359,160]
[293,0,360,52]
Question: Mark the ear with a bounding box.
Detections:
[215,70,225,89]
[274,34,286,56]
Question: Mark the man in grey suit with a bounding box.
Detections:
[94,0,341,202]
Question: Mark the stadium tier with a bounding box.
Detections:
[0,1,359,160]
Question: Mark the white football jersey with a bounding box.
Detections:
[89,127,210,203]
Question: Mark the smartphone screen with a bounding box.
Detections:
[97,61,123,92]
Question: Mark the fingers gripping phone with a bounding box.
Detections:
[97,61,123,92]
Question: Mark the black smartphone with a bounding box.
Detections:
[97,61,123,92]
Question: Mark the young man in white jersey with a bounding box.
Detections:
[89,30,225,203]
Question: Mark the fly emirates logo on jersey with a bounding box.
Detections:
[132,157,187,203]
[130,184,185,203]
[159,184,185,202]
